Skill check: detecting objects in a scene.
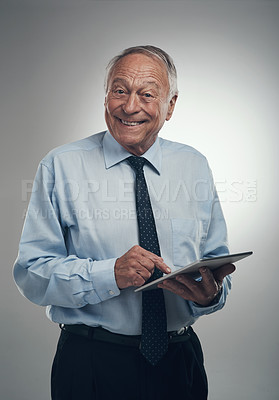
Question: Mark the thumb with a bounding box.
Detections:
[214,263,236,284]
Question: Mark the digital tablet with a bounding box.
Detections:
[134,251,253,292]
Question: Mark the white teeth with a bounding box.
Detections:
[120,119,142,126]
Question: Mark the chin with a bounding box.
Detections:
[116,132,143,146]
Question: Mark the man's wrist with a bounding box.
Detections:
[193,287,223,308]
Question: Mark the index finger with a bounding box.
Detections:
[139,247,171,275]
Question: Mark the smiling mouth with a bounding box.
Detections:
[117,118,145,126]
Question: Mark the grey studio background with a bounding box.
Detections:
[1,0,278,399]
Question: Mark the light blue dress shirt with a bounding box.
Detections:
[14,131,231,334]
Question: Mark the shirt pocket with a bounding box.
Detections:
[171,218,206,267]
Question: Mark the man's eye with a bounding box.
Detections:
[144,93,152,98]
[115,89,125,94]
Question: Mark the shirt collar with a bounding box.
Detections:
[103,131,162,174]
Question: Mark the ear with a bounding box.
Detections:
[166,95,178,121]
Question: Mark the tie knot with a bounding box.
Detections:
[126,156,146,172]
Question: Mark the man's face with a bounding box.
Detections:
[105,53,177,155]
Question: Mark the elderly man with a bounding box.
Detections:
[14,45,235,400]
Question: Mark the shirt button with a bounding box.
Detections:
[109,290,115,296]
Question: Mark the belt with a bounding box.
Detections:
[60,324,192,347]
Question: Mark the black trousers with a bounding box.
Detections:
[51,326,208,400]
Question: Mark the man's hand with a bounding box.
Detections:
[115,245,171,289]
[158,263,236,306]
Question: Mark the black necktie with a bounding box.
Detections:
[127,156,168,366]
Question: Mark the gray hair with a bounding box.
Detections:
[104,45,178,100]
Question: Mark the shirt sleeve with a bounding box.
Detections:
[189,176,232,317]
[13,162,120,308]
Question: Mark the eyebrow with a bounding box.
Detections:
[111,78,160,90]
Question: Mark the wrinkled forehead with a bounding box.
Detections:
[108,53,169,90]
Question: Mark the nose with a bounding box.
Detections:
[122,93,141,114]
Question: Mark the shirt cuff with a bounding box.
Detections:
[85,258,120,303]
[189,287,225,317]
